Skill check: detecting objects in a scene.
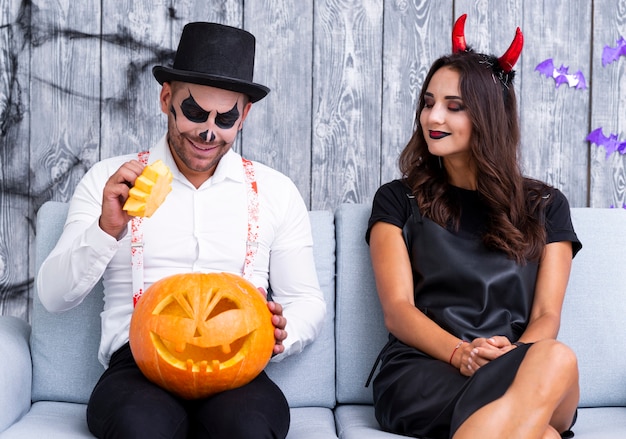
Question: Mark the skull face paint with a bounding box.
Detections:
[160,82,251,188]
[180,93,210,123]
[177,92,241,143]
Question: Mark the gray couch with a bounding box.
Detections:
[1,201,625,438]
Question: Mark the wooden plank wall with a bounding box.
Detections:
[1,0,625,320]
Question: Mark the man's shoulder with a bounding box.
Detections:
[247,159,295,187]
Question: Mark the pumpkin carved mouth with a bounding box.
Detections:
[148,288,258,372]
[129,272,275,399]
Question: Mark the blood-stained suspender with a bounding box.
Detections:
[131,151,150,306]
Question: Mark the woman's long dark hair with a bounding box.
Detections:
[399,51,547,263]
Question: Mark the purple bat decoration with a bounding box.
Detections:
[602,37,626,66]
[535,59,587,89]
[609,203,626,209]
[586,127,626,159]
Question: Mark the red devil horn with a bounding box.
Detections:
[452,14,467,53]
[498,27,524,72]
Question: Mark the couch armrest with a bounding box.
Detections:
[0,316,33,432]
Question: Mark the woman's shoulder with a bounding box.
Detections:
[373,179,414,213]
[523,178,570,217]
[523,178,581,255]
[366,179,413,243]
[375,179,412,198]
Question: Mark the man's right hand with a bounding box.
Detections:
[99,160,145,239]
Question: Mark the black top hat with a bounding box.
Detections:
[153,22,270,102]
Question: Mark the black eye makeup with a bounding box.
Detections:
[215,102,240,129]
[180,93,210,123]
[178,92,241,129]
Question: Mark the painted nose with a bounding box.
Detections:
[199,130,216,142]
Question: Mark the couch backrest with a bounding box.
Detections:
[32,201,336,409]
[334,203,387,404]
[334,203,626,408]
[559,207,626,407]
[32,201,104,404]
[265,209,336,409]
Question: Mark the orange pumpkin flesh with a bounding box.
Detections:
[129,272,275,399]
[123,160,173,217]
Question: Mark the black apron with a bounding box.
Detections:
[404,194,538,342]
[371,195,539,439]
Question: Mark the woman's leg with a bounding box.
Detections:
[541,425,563,439]
[87,343,189,439]
[453,339,579,439]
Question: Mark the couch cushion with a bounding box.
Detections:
[266,210,337,408]
[0,316,32,431]
[288,407,338,438]
[558,208,626,407]
[0,401,94,438]
[567,407,626,438]
[32,202,104,404]
[32,201,336,409]
[334,405,408,438]
[334,405,626,439]
[334,203,387,405]
[0,402,338,439]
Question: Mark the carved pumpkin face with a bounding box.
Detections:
[129,272,274,399]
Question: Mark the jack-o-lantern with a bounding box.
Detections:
[129,272,275,399]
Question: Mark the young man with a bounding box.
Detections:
[37,22,326,439]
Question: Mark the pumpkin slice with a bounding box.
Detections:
[123,160,173,217]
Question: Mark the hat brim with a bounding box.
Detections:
[153,66,270,103]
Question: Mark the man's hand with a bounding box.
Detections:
[100,160,144,239]
[267,300,288,356]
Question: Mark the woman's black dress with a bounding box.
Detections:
[366,179,581,439]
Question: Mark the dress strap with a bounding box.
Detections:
[365,337,395,387]
[406,193,422,222]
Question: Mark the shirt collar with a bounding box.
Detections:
[150,134,245,188]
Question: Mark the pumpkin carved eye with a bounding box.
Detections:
[130,272,274,399]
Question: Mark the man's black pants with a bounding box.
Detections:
[86,343,290,439]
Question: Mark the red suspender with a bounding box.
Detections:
[131,151,150,306]
[241,158,259,281]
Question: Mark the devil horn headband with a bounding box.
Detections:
[452,13,524,72]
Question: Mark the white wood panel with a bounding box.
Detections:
[244,0,314,207]
[0,0,33,317]
[589,0,626,207]
[311,0,383,210]
[381,0,453,185]
[100,0,171,159]
[1,0,625,319]
[519,0,592,207]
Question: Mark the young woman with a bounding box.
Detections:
[367,15,581,439]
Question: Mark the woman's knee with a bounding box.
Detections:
[524,340,579,399]
[541,424,562,439]
[532,340,578,376]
